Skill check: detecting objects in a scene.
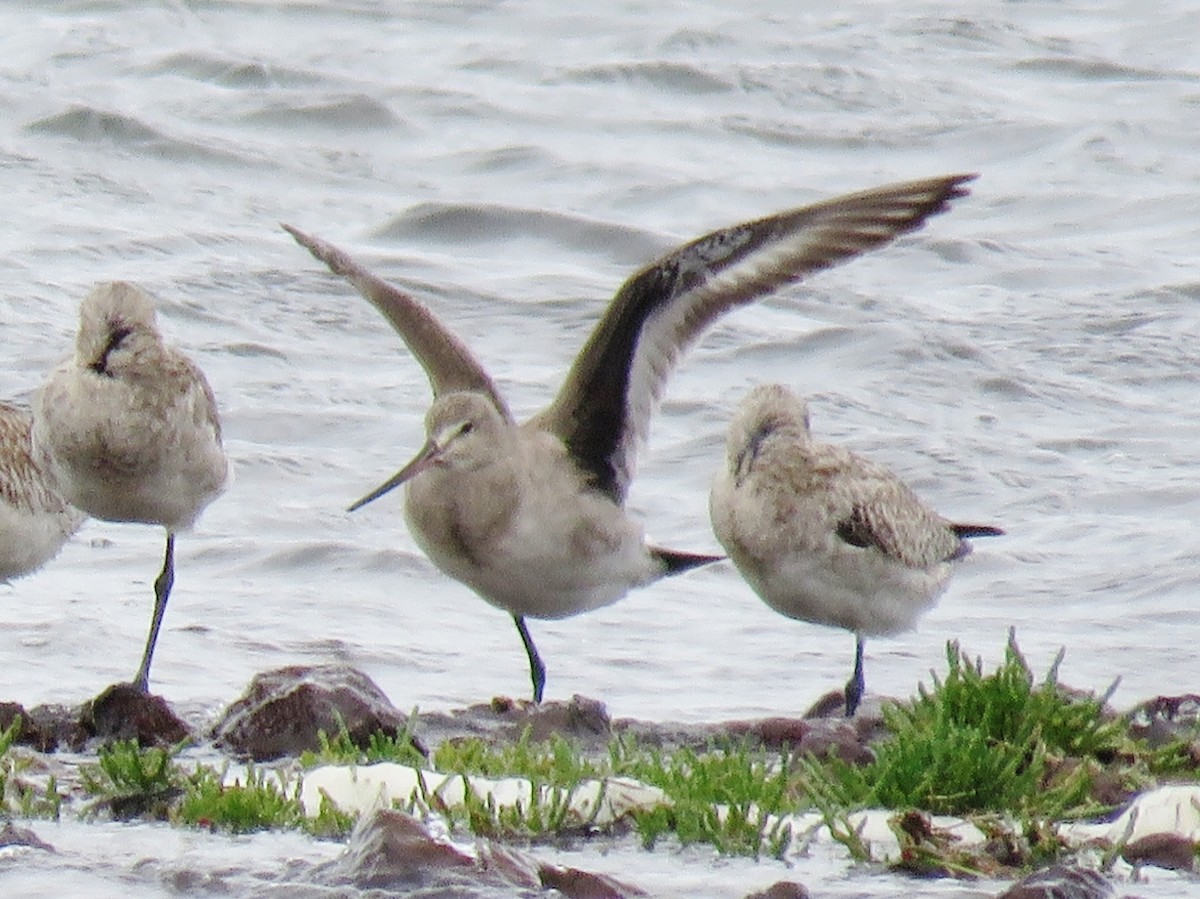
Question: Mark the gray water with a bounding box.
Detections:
[1,0,1199,895]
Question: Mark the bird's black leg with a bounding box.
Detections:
[844,635,865,717]
[513,614,546,703]
[133,533,175,694]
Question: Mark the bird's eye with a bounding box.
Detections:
[460,421,474,435]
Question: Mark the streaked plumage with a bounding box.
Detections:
[0,402,84,581]
[33,281,229,693]
[285,172,975,703]
[710,383,1003,715]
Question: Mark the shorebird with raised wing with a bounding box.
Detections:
[710,383,1003,716]
[33,282,229,694]
[0,402,85,581]
[285,172,975,703]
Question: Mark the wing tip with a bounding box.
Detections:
[940,171,979,206]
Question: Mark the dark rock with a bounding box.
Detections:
[420,693,613,751]
[803,689,889,724]
[0,701,53,751]
[477,840,542,886]
[312,808,645,896]
[1122,831,1196,871]
[81,683,191,746]
[316,808,486,889]
[26,703,90,752]
[490,693,612,743]
[416,691,895,764]
[1086,763,1137,809]
[1127,695,1200,748]
[726,716,876,765]
[95,787,183,822]
[0,821,55,852]
[0,700,89,752]
[995,864,1114,899]
[804,688,850,719]
[212,665,419,761]
[745,881,810,899]
[538,861,647,898]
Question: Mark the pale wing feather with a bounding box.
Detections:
[283,224,513,421]
[537,173,976,503]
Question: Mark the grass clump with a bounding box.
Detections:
[177,765,304,833]
[176,763,355,838]
[430,731,608,841]
[80,739,185,820]
[801,635,1121,820]
[77,740,352,836]
[432,730,797,857]
[615,740,796,857]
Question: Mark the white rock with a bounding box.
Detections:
[1060,784,1200,845]
[299,763,667,827]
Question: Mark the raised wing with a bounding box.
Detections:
[534,173,977,503]
[283,225,512,420]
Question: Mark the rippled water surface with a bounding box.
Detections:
[2,0,1199,895]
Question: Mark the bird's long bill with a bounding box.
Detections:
[347,439,441,512]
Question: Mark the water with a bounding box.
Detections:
[1,0,1198,894]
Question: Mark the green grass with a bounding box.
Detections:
[176,764,304,833]
[76,740,353,836]
[797,635,1127,821]
[614,740,797,857]
[428,730,798,856]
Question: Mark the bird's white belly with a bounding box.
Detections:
[738,545,951,638]
[0,501,80,582]
[409,486,658,621]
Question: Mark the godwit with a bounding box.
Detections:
[33,282,229,693]
[710,383,1002,716]
[285,173,975,703]
[0,401,84,581]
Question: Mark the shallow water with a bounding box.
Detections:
[2,0,1199,895]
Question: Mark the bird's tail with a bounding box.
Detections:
[651,546,724,576]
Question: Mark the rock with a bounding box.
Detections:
[301,762,666,828]
[0,701,51,751]
[721,716,876,765]
[1127,695,1200,748]
[1122,831,1196,871]
[538,862,647,898]
[318,808,486,889]
[416,693,613,753]
[803,689,888,724]
[506,693,611,742]
[80,683,191,747]
[995,864,1113,899]
[311,807,645,896]
[803,689,850,719]
[745,881,810,899]
[0,821,55,852]
[0,700,91,752]
[26,703,90,752]
[212,665,419,761]
[1060,784,1200,846]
